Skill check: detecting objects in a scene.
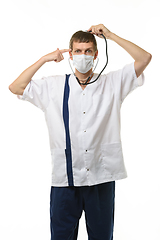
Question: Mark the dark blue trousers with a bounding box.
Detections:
[50,181,115,240]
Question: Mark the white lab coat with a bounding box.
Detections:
[18,62,144,186]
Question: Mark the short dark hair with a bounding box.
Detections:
[69,31,97,52]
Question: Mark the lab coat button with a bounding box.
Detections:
[83,112,86,114]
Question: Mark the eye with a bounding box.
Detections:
[75,50,80,53]
[86,49,92,54]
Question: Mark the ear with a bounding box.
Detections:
[94,50,98,60]
[69,51,73,60]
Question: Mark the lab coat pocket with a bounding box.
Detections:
[51,149,67,182]
[101,143,125,176]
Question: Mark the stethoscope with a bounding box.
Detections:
[69,32,108,85]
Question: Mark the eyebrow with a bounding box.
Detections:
[74,47,93,51]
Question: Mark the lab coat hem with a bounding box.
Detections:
[51,172,127,187]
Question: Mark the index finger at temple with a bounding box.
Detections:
[60,49,71,54]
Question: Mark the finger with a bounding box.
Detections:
[60,49,71,54]
[87,27,92,32]
[56,54,64,62]
[56,56,64,63]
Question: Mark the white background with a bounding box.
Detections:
[0,0,159,239]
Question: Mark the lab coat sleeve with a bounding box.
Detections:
[111,62,145,103]
[17,76,52,112]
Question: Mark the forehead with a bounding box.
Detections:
[72,41,94,49]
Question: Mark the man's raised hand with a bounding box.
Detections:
[88,24,111,39]
[44,48,71,63]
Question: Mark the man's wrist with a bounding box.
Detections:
[106,32,115,40]
[40,56,48,64]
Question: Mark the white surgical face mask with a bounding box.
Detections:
[72,54,94,73]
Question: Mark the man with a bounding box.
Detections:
[9,24,151,240]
